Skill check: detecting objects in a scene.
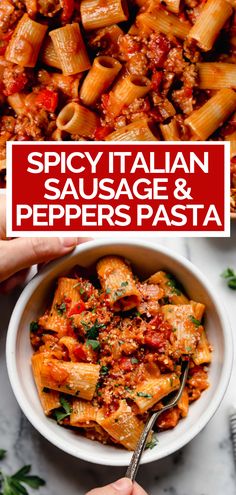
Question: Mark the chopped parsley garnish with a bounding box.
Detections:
[124,386,133,393]
[131,357,139,364]
[137,392,152,398]
[121,281,129,287]
[221,268,236,290]
[54,396,72,423]
[30,321,39,333]
[82,320,106,339]
[100,365,109,376]
[185,346,192,352]
[0,452,45,495]
[55,302,67,316]
[86,339,100,351]
[146,438,158,450]
[166,274,182,296]
[189,315,201,327]
[106,288,111,294]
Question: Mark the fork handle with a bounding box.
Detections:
[125,411,161,482]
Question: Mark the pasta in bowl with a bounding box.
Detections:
[6,240,233,465]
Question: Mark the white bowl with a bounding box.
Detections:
[6,239,233,466]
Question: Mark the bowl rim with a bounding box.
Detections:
[6,238,234,466]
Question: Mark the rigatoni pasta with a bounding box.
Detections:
[31,256,211,450]
[198,63,236,89]
[56,102,99,137]
[187,0,233,51]
[81,0,129,30]
[105,119,158,140]
[80,56,122,106]
[185,89,236,140]
[49,24,91,75]
[5,13,47,67]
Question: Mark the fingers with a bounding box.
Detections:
[0,237,79,283]
[86,478,133,495]
[133,482,149,495]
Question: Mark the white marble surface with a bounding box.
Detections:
[1,227,236,494]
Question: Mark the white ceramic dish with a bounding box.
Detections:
[6,239,233,466]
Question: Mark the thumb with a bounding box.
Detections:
[86,478,133,495]
[0,237,78,283]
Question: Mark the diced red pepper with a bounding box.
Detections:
[151,71,163,92]
[94,125,113,140]
[68,301,86,317]
[60,0,74,22]
[74,344,87,362]
[4,73,28,96]
[144,331,166,350]
[0,30,13,56]
[184,87,193,97]
[35,88,58,112]
[118,357,133,372]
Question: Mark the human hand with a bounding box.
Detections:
[0,195,89,291]
[86,477,148,495]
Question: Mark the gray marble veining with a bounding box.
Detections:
[1,225,236,494]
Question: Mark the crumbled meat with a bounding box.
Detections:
[126,53,148,76]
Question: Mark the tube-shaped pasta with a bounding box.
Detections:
[70,399,97,425]
[188,0,233,51]
[81,0,129,31]
[80,56,122,106]
[161,303,204,356]
[5,13,47,67]
[109,75,151,116]
[7,93,27,115]
[38,277,84,336]
[133,374,180,413]
[105,119,158,141]
[193,331,212,365]
[177,387,189,417]
[31,354,60,415]
[185,89,236,140]
[97,400,147,451]
[50,23,91,75]
[225,131,236,157]
[40,358,100,399]
[40,37,62,69]
[97,255,141,312]
[0,0,14,16]
[56,102,99,137]
[164,0,181,13]
[160,119,180,140]
[198,63,236,89]
[136,9,190,40]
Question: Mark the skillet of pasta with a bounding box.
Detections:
[30,255,211,450]
[0,0,235,211]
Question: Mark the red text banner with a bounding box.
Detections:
[7,141,230,237]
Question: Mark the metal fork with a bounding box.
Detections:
[125,360,189,482]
